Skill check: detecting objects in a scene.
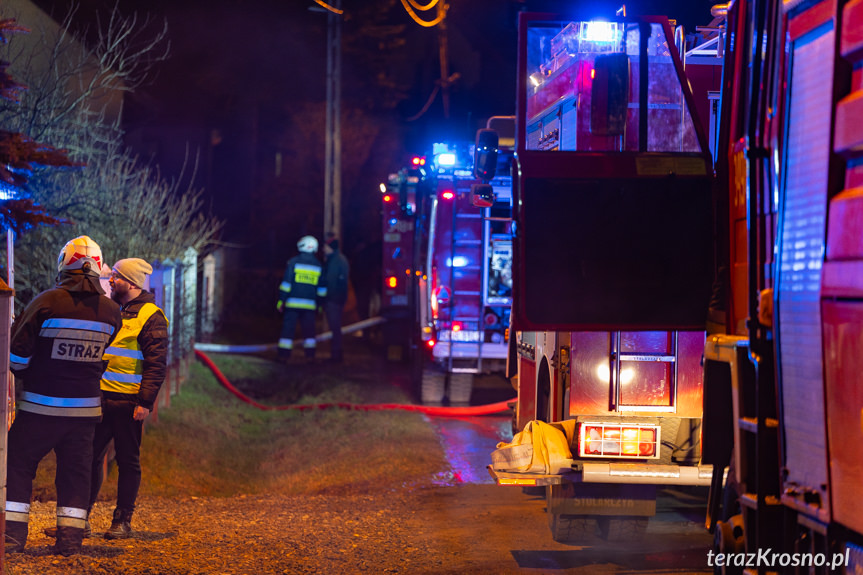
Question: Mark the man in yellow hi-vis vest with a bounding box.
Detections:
[91,258,167,539]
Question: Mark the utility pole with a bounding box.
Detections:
[437,1,450,119]
[324,0,342,241]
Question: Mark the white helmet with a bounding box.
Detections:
[57,235,104,277]
[297,235,318,253]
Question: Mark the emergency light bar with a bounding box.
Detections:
[578,422,661,459]
[582,21,618,43]
[436,153,457,167]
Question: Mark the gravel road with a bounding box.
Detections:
[7,482,713,575]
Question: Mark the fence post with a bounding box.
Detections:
[180,248,197,392]
[0,278,15,570]
[150,260,175,417]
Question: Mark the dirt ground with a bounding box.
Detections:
[7,484,713,575]
[4,332,713,574]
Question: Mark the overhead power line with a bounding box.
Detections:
[400,0,447,27]
[407,0,439,10]
[313,0,343,15]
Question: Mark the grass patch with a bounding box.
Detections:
[138,353,445,498]
[30,350,447,501]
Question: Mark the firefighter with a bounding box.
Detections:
[322,233,350,363]
[277,235,326,363]
[90,257,168,539]
[5,236,122,556]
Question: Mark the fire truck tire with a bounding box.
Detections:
[548,514,601,543]
[598,516,649,541]
[448,373,473,404]
[713,518,744,575]
[421,369,446,404]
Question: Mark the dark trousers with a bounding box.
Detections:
[324,301,344,360]
[7,411,95,520]
[90,395,143,512]
[280,308,317,358]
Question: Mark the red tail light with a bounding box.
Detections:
[441,190,455,200]
[387,276,397,288]
[383,194,393,202]
[579,423,660,459]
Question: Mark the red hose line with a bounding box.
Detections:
[194,349,515,416]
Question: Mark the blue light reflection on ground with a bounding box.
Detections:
[428,415,513,486]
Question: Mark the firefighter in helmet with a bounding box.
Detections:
[5,236,122,556]
[277,235,326,363]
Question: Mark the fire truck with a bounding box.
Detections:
[701,0,863,571]
[486,11,724,542]
[379,158,421,358]
[381,132,515,404]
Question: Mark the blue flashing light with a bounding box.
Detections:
[0,182,17,201]
[582,21,616,43]
[437,153,457,167]
[388,218,398,226]
[447,256,469,268]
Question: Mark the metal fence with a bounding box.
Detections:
[149,247,198,417]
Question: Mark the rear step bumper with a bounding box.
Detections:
[488,463,717,487]
[433,342,507,359]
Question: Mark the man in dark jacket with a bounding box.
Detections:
[278,235,326,363]
[89,257,168,539]
[322,233,350,363]
[6,236,122,556]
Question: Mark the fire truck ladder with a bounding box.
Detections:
[445,205,485,403]
[704,335,782,574]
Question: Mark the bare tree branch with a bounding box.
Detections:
[0,3,219,307]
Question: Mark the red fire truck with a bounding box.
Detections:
[486,12,723,542]
[380,158,421,352]
[702,0,863,571]
[381,133,515,404]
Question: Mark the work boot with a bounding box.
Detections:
[44,519,91,539]
[54,525,84,556]
[5,520,28,553]
[104,508,133,540]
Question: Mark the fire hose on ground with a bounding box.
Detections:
[193,317,515,417]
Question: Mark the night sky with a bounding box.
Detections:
[29,0,717,272]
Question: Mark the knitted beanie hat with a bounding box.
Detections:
[113,258,153,288]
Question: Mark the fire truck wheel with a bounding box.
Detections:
[421,369,446,405]
[598,516,649,541]
[548,513,601,543]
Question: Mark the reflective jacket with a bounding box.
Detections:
[101,292,168,410]
[277,252,326,311]
[10,273,122,421]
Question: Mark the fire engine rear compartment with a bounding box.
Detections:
[513,163,714,332]
[492,13,717,544]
